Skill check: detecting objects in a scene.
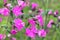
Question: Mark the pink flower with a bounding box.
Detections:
[14,18,25,31]
[31,3,38,10]
[30,26,38,33]
[0,34,3,40]
[26,28,35,38]
[38,29,46,37]
[48,10,52,15]
[11,29,17,35]
[3,0,7,4]
[1,7,10,16]
[12,5,22,17]
[0,18,2,22]
[17,0,24,6]
[17,0,26,9]
[28,19,36,26]
[21,2,26,9]
[54,10,59,16]
[58,16,60,20]
[36,15,44,27]
[11,37,16,40]
[6,3,12,7]
[26,26,38,38]
[3,34,6,39]
[47,23,52,28]
[48,19,54,24]
[38,9,44,15]
[47,19,54,28]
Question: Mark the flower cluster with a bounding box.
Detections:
[0,0,59,40]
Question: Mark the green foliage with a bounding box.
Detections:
[0,0,3,8]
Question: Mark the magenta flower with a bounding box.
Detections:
[1,7,10,16]
[48,10,52,15]
[12,5,22,17]
[0,34,3,40]
[47,19,54,28]
[11,29,17,35]
[26,28,35,38]
[17,0,26,6]
[0,18,2,22]
[17,0,24,6]
[28,19,36,26]
[30,26,38,33]
[35,15,44,27]
[38,29,46,37]
[48,19,54,24]
[38,9,44,15]
[58,16,60,20]
[26,25,38,38]
[3,0,7,4]
[11,37,16,40]
[3,34,6,39]
[54,10,59,16]
[17,0,26,9]
[31,3,38,10]
[6,3,12,8]
[47,23,52,28]
[21,2,26,9]
[14,18,25,31]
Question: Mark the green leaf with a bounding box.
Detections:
[0,19,7,26]
[23,6,30,18]
[23,6,30,14]
[0,0,3,8]
[27,37,31,40]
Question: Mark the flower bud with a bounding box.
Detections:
[58,16,60,22]
[48,10,52,15]
[31,3,38,11]
[54,10,59,17]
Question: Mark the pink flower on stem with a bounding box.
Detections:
[14,18,25,31]
[38,9,44,15]
[58,16,60,22]
[31,3,38,11]
[11,37,16,40]
[35,15,44,27]
[21,2,26,9]
[47,19,54,28]
[1,7,10,16]
[6,3,12,8]
[48,10,52,15]
[30,26,38,33]
[48,19,54,24]
[0,34,3,40]
[17,0,24,6]
[26,28,35,38]
[28,19,36,26]
[12,5,23,17]
[3,34,6,39]
[3,0,7,4]
[38,29,46,37]
[26,25,38,38]
[47,23,52,28]
[54,10,59,17]
[17,0,26,8]
[11,29,17,35]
